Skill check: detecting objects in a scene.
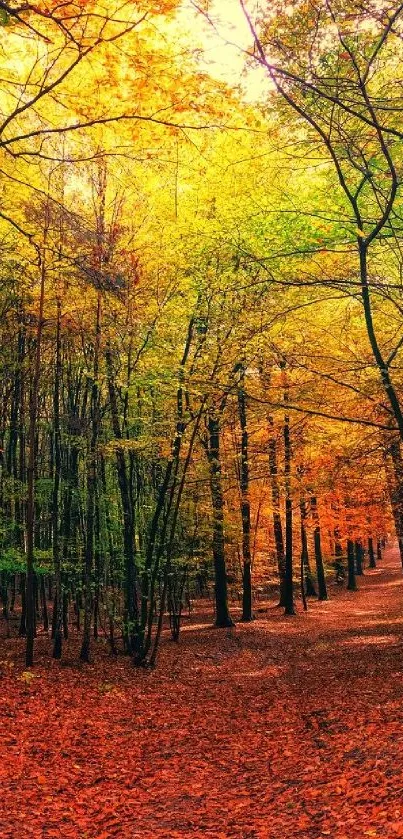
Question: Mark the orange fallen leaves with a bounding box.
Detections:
[0,548,403,838]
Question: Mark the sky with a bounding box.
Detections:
[177,0,268,101]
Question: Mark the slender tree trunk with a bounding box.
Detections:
[386,440,403,567]
[80,292,102,663]
[300,498,316,597]
[135,318,202,662]
[1,572,10,637]
[7,329,24,556]
[52,299,63,659]
[283,386,295,616]
[334,524,343,559]
[105,344,138,651]
[93,487,101,640]
[40,576,48,632]
[268,416,286,606]
[300,551,307,612]
[19,573,26,636]
[237,364,253,621]
[26,221,48,666]
[368,537,376,569]
[347,539,357,591]
[355,541,364,576]
[147,411,203,665]
[208,414,234,627]
[310,496,328,601]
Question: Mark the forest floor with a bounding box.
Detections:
[1,548,403,839]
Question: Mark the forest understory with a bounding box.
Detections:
[1,546,403,839]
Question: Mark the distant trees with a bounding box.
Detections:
[240,0,403,549]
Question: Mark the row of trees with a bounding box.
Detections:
[0,0,401,666]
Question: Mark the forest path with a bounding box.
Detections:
[1,547,403,839]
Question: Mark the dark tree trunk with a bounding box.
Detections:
[387,440,403,567]
[10,575,16,612]
[310,496,328,601]
[134,317,205,664]
[19,573,26,636]
[40,576,48,633]
[208,414,234,627]
[52,300,63,659]
[347,540,357,591]
[62,590,69,639]
[368,537,376,569]
[355,541,364,575]
[1,572,10,637]
[93,487,101,640]
[283,388,295,616]
[80,292,102,663]
[300,498,316,597]
[105,344,138,651]
[237,364,253,622]
[334,526,343,558]
[26,224,48,666]
[268,417,286,606]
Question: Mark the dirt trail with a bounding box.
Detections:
[1,548,403,839]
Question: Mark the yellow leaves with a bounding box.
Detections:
[19,671,40,684]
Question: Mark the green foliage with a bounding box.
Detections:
[0,547,52,574]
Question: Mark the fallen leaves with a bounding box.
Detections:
[1,549,403,837]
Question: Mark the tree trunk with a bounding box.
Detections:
[310,496,328,601]
[268,416,286,606]
[300,498,316,597]
[19,573,26,636]
[80,292,102,663]
[40,576,48,633]
[283,390,295,616]
[368,537,376,569]
[52,299,63,659]
[355,541,364,576]
[386,440,403,567]
[347,539,357,591]
[26,223,48,666]
[237,364,253,621]
[105,344,138,651]
[208,414,234,627]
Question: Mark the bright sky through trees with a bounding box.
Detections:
[179,0,268,98]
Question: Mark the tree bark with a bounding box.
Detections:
[208,414,234,627]
[26,222,48,666]
[368,537,376,569]
[105,344,138,651]
[80,292,102,663]
[310,496,328,601]
[355,541,364,576]
[268,416,286,606]
[283,387,295,616]
[237,364,253,621]
[347,539,357,591]
[300,498,316,597]
[52,299,63,659]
